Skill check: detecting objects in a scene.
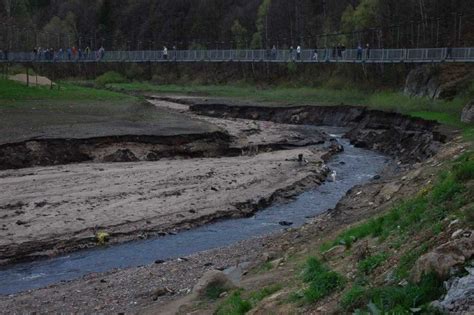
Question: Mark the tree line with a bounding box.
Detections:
[1,0,473,51]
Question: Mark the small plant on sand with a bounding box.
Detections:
[96,231,110,245]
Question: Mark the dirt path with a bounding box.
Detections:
[8,74,53,87]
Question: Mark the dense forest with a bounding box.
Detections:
[1,0,473,51]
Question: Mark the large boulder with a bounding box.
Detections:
[192,270,236,299]
[411,232,474,282]
[404,66,440,99]
[404,65,474,100]
[461,100,474,123]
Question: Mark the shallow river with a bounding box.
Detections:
[0,128,388,295]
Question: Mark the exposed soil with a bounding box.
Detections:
[8,74,53,87]
[0,139,464,315]
[0,96,459,314]
[191,103,449,163]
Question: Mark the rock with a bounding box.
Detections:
[154,259,165,264]
[152,287,173,300]
[461,100,474,123]
[262,252,276,262]
[434,267,474,314]
[270,258,284,268]
[103,149,139,163]
[404,66,440,99]
[451,229,464,239]
[192,270,236,299]
[412,233,474,282]
[404,65,473,100]
[278,221,293,226]
[353,240,370,261]
[322,245,346,261]
[378,182,402,202]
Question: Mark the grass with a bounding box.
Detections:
[95,71,128,87]
[321,152,474,254]
[299,257,345,303]
[106,81,474,140]
[321,152,474,313]
[0,79,132,104]
[357,253,389,275]
[341,274,445,313]
[215,285,281,315]
[215,291,252,315]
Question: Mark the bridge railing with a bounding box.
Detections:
[1,48,474,63]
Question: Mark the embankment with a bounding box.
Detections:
[191,104,448,163]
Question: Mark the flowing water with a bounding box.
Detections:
[0,128,388,295]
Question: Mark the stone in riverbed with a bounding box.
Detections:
[192,270,236,299]
[461,100,474,123]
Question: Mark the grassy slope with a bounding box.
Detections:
[210,153,473,314]
[108,82,474,140]
[0,79,133,105]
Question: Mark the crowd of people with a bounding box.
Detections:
[0,44,458,62]
[31,46,105,61]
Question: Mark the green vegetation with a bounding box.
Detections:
[95,71,128,87]
[297,257,345,303]
[206,284,228,300]
[341,274,444,313]
[215,291,252,315]
[215,285,281,315]
[321,152,473,253]
[106,82,474,140]
[357,253,388,275]
[0,79,132,104]
[324,152,474,313]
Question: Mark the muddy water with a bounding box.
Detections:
[0,128,387,295]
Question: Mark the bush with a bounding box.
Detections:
[95,71,127,87]
[301,257,345,303]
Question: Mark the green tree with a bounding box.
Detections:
[251,0,271,49]
[341,0,379,32]
[231,19,248,49]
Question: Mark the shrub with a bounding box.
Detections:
[301,257,345,302]
[95,71,127,87]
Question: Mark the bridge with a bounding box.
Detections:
[1,47,474,64]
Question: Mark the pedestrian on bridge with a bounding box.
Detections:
[163,46,168,60]
[357,44,363,60]
[85,46,91,59]
[271,45,277,60]
[289,46,294,61]
[296,45,301,60]
[446,43,452,60]
[97,46,105,61]
[312,48,318,61]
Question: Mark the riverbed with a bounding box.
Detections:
[0,130,387,295]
